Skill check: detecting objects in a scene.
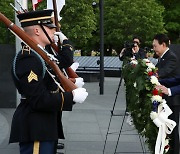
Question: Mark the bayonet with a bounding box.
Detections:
[16,1,28,13]
[10,3,21,14]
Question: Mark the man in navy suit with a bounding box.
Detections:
[153,34,180,154]
[156,76,180,96]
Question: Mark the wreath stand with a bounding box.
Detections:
[103,73,148,154]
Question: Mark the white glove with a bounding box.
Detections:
[54,35,59,44]
[70,62,79,72]
[75,77,84,88]
[72,88,88,104]
[54,31,68,44]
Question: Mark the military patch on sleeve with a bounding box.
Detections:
[28,70,38,83]
[21,44,31,54]
[63,44,73,51]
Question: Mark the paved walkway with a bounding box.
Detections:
[0,77,151,154]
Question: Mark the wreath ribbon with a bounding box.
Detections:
[152,103,176,154]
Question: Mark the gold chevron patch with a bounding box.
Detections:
[28,70,38,83]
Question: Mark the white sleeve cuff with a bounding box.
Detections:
[168,88,172,96]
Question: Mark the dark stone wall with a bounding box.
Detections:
[170,44,180,58]
[0,44,16,108]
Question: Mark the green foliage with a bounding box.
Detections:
[104,0,166,50]
[156,0,180,43]
[0,0,179,50]
[60,0,97,52]
[0,0,15,44]
[122,59,159,153]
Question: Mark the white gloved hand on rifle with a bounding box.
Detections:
[54,31,68,44]
[75,77,84,88]
[70,62,79,72]
[72,88,88,104]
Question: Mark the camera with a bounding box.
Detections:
[120,41,135,59]
[124,41,135,49]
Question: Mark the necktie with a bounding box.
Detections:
[158,58,161,63]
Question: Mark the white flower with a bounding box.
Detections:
[146,67,152,72]
[133,82,137,87]
[143,58,150,63]
[150,111,158,120]
[151,95,163,103]
[150,76,160,85]
[146,62,155,69]
[130,59,138,65]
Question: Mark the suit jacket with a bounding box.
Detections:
[156,50,180,78]
[133,48,146,60]
[160,76,180,96]
[156,49,180,106]
[119,48,146,61]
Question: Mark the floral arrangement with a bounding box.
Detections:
[122,58,176,154]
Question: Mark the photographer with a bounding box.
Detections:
[119,36,146,61]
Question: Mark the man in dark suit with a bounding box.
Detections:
[156,76,180,96]
[153,33,180,154]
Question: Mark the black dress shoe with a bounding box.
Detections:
[57,143,64,149]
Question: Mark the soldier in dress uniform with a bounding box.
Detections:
[9,9,88,154]
[44,12,85,153]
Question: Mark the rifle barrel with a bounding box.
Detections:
[10,3,21,14]
[0,12,77,92]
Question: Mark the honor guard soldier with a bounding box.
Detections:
[9,9,88,154]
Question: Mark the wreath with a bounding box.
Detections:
[122,58,176,154]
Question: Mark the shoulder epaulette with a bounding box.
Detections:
[12,49,46,81]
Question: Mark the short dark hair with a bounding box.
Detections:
[133,36,141,43]
[153,34,170,47]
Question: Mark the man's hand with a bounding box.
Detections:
[155,85,169,95]
[72,88,88,104]
[119,48,126,58]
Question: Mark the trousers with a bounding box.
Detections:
[168,106,180,154]
[20,141,55,154]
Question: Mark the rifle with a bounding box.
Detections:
[10,2,77,84]
[51,0,79,79]
[16,1,28,13]
[0,12,77,92]
[10,2,78,81]
[10,3,21,14]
